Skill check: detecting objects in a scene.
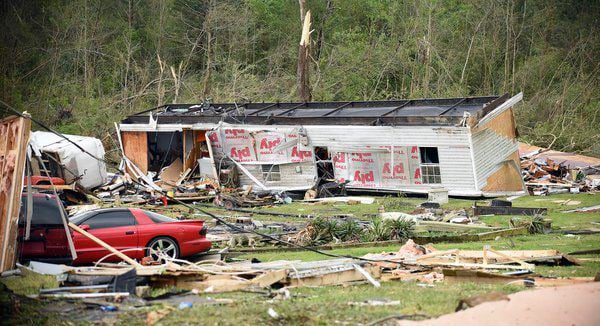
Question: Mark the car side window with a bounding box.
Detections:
[84,211,136,230]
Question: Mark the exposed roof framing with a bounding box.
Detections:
[123,95,508,127]
[276,102,307,117]
[438,97,469,116]
[322,101,353,117]
[381,100,412,117]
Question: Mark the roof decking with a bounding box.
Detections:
[123,95,508,126]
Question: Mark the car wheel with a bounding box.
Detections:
[147,237,179,262]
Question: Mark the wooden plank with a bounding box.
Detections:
[476,227,528,240]
[121,131,148,175]
[250,269,288,287]
[0,115,31,272]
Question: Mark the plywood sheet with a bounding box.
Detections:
[121,131,148,175]
[474,108,517,139]
[0,115,31,272]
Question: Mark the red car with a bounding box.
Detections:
[70,208,211,265]
[19,195,211,265]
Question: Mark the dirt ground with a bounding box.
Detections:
[400,282,600,326]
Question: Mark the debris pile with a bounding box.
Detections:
[520,143,600,195]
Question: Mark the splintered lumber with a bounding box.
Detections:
[449,249,580,266]
[409,246,535,271]
[288,263,381,287]
[176,276,251,293]
[68,222,144,268]
[250,269,288,287]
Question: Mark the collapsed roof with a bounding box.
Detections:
[123,94,510,126]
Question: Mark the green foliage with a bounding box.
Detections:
[0,0,598,156]
[362,217,416,242]
[509,215,550,234]
[386,218,416,240]
[301,217,364,245]
[363,217,390,242]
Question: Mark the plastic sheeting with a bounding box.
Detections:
[29,131,108,189]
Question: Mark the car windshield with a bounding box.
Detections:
[144,210,177,223]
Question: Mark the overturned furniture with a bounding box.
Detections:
[120,93,526,197]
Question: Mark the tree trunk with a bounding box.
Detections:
[315,0,333,62]
[297,3,311,102]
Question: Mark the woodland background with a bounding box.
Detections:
[0,0,598,156]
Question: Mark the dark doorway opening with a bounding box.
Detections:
[147,131,183,172]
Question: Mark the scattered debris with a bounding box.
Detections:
[267,307,280,319]
[519,143,600,195]
[348,298,401,306]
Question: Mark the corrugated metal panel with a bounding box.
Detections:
[471,128,518,189]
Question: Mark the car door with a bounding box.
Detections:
[73,210,139,264]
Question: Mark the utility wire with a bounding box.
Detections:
[0,100,406,266]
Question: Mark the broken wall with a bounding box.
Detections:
[471,106,525,195]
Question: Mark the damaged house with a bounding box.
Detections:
[118,93,525,197]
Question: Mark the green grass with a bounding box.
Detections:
[1,268,59,295]
[117,282,524,325]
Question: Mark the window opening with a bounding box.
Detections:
[261,164,281,182]
[419,147,441,184]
